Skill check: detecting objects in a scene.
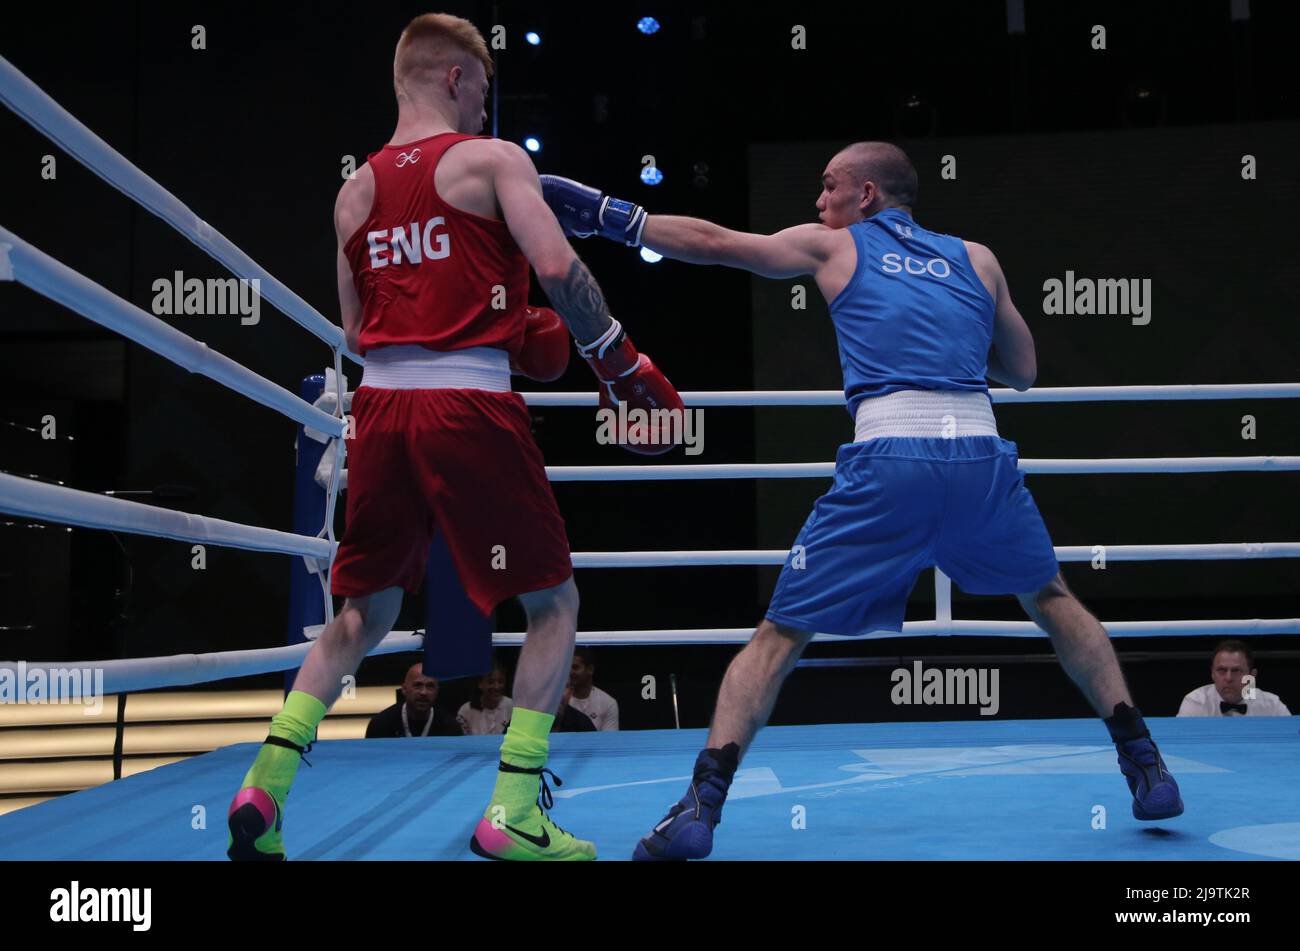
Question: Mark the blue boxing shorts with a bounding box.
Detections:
[765,436,1059,637]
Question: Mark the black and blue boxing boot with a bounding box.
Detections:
[633,743,740,861]
[1105,702,1184,821]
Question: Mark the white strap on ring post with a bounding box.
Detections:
[304,367,349,444]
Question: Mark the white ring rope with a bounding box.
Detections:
[0,472,332,559]
[1019,456,1300,474]
[484,618,1300,645]
[521,383,1300,407]
[3,633,422,699]
[0,228,342,437]
[10,614,1297,699]
[0,59,350,620]
[0,55,360,363]
[569,543,1300,568]
[540,457,1300,481]
[326,455,1300,490]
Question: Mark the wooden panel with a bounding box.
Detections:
[0,726,117,759]
[0,760,115,793]
[0,686,394,727]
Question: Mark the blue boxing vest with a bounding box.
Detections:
[828,208,995,417]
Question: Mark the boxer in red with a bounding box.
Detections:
[227,12,681,861]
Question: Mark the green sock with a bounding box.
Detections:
[240,690,328,803]
[500,707,554,767]
[490,707,554,819]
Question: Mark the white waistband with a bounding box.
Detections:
[360,345,511,391]
[854,389,999,441]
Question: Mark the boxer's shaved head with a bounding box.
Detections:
[817,141,918,228]
[394,13,493,101]
[836,142,918,209]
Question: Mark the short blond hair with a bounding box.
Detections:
[394,12,493,96]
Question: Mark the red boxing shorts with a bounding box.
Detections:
[330,387,573,614]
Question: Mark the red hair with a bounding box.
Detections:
[395,12,493,94]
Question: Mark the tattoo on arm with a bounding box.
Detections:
[544,258,614,345]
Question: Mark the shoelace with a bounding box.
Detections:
[652,776,721,836]
[537,766,561,809]
[497,761,572,837]
[536,767,573,836]
[1120,740,1169,789]
[265,735,314,768]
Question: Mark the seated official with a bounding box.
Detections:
[1178,639,1291,717]
[366,662,463,737]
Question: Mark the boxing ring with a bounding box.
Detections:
[2,56,1298,860]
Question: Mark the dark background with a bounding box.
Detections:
[1,0,1297,727]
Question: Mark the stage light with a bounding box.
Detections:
[525,31,541,45]
[897,91,934,137]
[692,160,710,189]
[640,247,664,263]
[1121,82,1166,127]
[637,17,661,35]
[640,165,664,186]
[524,137,542,153]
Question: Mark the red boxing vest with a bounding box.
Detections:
[343,132,530,357]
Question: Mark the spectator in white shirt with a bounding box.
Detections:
[456,664,514,735]
[1178,640,1291,717]
[567,648,619,731]
[553,685,597,733]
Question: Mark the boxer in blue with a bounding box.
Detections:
[541,142,1183,860]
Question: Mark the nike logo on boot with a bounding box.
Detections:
[505,824,551,848]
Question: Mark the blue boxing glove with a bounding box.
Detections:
[540,175,647,247]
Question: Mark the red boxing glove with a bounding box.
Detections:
[510,306,570,382]
[579,318,685,455]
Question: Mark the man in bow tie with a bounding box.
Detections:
[1177,640,1292,717]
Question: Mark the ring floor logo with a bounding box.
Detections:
[551,744,1227,802]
